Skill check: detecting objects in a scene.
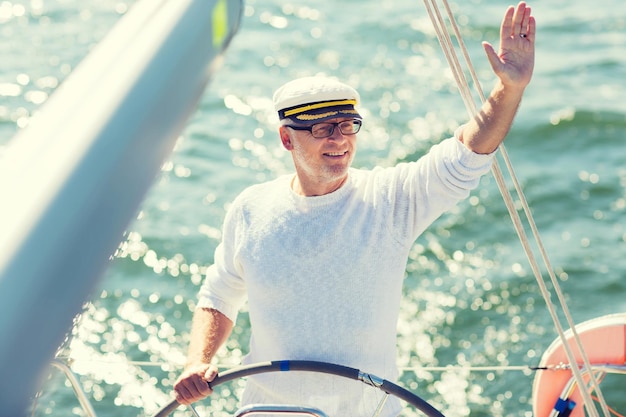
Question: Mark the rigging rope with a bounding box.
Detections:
[421,1,611,416]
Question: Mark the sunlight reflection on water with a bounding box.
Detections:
[9,0,626,416]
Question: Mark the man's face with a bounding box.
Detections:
[281,117,359,193]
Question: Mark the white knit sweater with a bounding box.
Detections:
[197,134,494,416]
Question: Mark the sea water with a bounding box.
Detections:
[1,0,625,416]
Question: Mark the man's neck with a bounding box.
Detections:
[291,175,348,197]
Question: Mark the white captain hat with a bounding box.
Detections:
[273,76,362,125]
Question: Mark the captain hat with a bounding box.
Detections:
[273,76,362,125]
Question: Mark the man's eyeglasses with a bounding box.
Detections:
[287,119,362,139]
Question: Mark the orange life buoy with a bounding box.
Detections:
[532,313,626,417]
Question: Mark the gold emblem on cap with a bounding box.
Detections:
[295,109,359,121]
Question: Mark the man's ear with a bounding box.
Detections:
[279,126,294,150]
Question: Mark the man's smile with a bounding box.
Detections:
[323,150,348,157]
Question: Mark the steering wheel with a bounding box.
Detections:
[152,360,445,417]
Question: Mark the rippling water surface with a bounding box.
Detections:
[1,0,625,416]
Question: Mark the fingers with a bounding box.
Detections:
[174,375,211,405]
[526,14,537,43]
[204,364,219,384]
[500,5,516,41]
[513,3,529,37]
[502,2,535,42]
[482,41,501,73]
[174,364,217,405]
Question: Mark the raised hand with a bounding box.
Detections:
[483,2,536,91]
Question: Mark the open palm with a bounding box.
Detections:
[483,1,536,90]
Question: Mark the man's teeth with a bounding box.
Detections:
[326,151,345,156]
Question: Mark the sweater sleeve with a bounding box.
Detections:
[384,129,495,243]
[432,130,495,193]
[196,201,247,324]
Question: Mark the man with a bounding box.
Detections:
[174,2,535,416]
